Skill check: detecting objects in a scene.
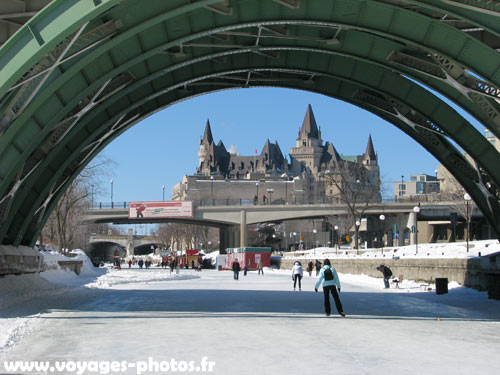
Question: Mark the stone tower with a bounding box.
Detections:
[289,104,324,173]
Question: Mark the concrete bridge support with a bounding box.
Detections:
[127,229,134,257]
[408,212,418,246]
[240,210,247,248]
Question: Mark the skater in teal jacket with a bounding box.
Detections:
[314,259,345,317]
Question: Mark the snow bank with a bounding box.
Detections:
[86,269,200,288]
[287,239,500,260]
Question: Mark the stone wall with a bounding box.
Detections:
[278,256,489,289]
[0,245,43,275]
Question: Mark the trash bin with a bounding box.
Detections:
[435,278,448,295]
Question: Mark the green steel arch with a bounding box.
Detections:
[0,0,499,247]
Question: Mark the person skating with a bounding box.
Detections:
[292,261,303,291]
[232,259,241,280]
[307,260,313,277]
[257,261,264,275]
[314,260,322,276]
[315,259,345,317]
[243,264,248,276]
[376,264,393,289]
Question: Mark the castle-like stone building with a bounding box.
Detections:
[173,105,381,206]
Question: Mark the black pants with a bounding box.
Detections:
[323,285,343,315]
[293,275,302,289]
[234,271,239,280]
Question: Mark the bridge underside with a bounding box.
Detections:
[1,0,500,248]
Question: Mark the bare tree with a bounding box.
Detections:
[156,223,210,251]
[42,155,116,252]
[439,177,476,240]
[322,160,381,249]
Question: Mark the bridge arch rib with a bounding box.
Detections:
[0,0,499,247]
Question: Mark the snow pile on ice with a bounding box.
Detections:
[86,269,200,288]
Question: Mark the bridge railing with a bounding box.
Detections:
[87,194,451,210]
[88,201,129,210]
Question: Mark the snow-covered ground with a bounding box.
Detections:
[1,247,500,374]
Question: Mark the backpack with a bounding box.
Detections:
[324,267,334,281]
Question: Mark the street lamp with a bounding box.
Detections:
[110,179,113,208]
[208,241,212,251]
[312,229,317,255]
[256,182,259,205]
[162,185,165,201]
[334,225,339,254]
[379,214,385,254]
[464,193,472,252]
[210,176,214,205]
[413,205,420,254]
[267,188,274,205]
[355,220,361,254]
[293,232,297,250]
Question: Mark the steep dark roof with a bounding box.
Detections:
[320,142,342,166]
[201,119,214,145]
[298,104,319,139]
[364,134,377,160]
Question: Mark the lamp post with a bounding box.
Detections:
[379,214,385,254]
[355,220,361,254]
[208,241,212,251]
[91,184,94,209]
[293,232,297,251]
[464,193,472,252]
[334,225,339,254]
[313,229,317,255]
[256,182,259,205]
[110,179,113,208]
[162,185,165,201]
[210,176,214,205]
[267,188,274,205]
[413,205,420,254]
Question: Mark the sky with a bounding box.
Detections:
[96,87,476,204]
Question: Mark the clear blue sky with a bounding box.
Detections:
[96,87,470,204]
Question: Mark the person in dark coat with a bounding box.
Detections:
[314,260,322,276]
[243,264,248,276]
[377,265,393,289]
[315,259,345,317]
[232,259,241,280]
[307,261,313,277]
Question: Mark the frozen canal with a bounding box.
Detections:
[2,267,500,374]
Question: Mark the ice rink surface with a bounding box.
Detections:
[2,267,500,375]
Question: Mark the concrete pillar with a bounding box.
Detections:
[386,229,393,247]
[127,228,134,257]
[219,227,229,254]
[398,214,406,247]
[240,210,247,248]
[408,211,417,245]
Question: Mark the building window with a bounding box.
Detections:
[399,183,406,196]
[417,182,425,194]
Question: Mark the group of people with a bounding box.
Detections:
[231,260,264,280]
[127,259,153,269]
[229,258,396,318]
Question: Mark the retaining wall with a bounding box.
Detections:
[278,254,500,294]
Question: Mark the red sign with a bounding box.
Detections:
[128,201,193,219]
[186,249,198,256]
